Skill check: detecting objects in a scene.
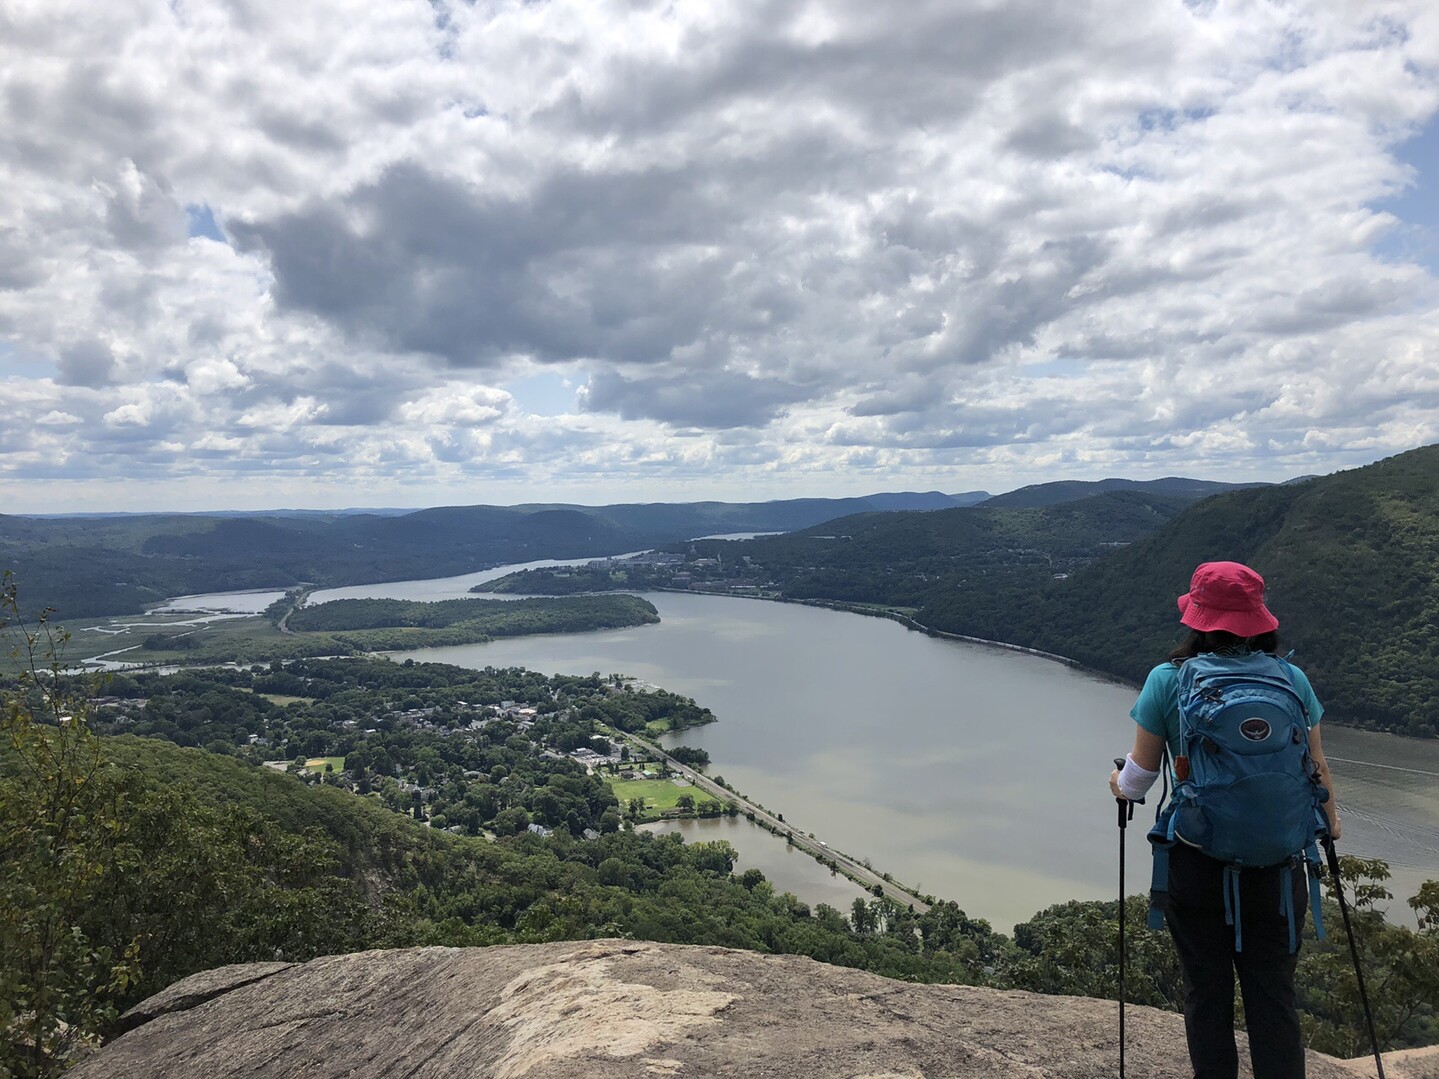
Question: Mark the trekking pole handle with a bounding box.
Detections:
[1113,759,1139,825]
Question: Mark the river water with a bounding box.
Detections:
[323,569,1439,932]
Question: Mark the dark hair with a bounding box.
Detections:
[1167,628,1279,664]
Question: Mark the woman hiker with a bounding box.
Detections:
[1109,560,1341,1079]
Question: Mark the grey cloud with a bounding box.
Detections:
[96,273,163,328]
[828,407,1061,450]
[937,236,1114,367]
[545,0,1098,139]
[1088,385,1277,439]
[0,227,43,289]
[103,163,187,250]
[232,161,739,368]
[56,340,117,387]
[316,391,404,427]
[1155,195,1256,235]
[254,105,349,153]
[260,360,421,426]
[582,369,807,428]
[1249,278,1406,335]
[6,60,165,183]
[1007,113,1096,157]
[848,376,947,418]
[186,314,232,346]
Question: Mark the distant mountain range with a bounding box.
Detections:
[17,481,1271,519]
[0,476,1294,624]
[978,476,1269,508]
[0,491,1006,617]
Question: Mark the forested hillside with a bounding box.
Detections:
[979,476,1268,509]
[483,490,1191,605]
[735,490,1189,606]
[920,445,1439,734]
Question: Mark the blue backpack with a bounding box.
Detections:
[1146,652,1330,952]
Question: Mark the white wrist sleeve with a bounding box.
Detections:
[1117,754,1160,800]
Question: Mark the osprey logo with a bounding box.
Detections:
[1240,717,1272,742]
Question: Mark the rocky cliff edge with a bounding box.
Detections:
[73,940,1433,1078]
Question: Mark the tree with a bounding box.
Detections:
[667,746,710,770]
[493,807,530,835]
[1297,856,1439,1055]
[851,898,874,935]
[1,580,140,1075]
[2,578,377,1077]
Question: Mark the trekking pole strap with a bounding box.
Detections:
[1280,864,1297,954]
[1222,865,1243,952]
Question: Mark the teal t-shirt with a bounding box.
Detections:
[1130,657,1324,759]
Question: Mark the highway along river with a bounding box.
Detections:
[302,571,1439,933]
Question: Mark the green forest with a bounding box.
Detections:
[283,594,659,649]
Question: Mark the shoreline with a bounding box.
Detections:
[768,594,1140,690]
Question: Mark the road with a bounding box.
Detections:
[275,587,313,634]
[616,731,931,914]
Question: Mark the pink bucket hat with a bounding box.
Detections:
[1177,561,1279,637]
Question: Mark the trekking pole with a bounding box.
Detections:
[1321,834,1386,1079]
[1114,758,1138,1079]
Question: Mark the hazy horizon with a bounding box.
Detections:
[5,467,1320,518]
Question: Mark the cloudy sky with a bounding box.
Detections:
[2,0,1437,512]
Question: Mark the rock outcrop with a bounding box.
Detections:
[74,940,1409,1078]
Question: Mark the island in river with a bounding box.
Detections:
[53,593,660,671]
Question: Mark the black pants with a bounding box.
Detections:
[1165,843,1309,1079]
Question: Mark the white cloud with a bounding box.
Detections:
[184,357,250,395]
[0,0,1436,510]
[103,401,151,428]
[397,385,513,426]
[235,397,327,430]
[35,410,81,426]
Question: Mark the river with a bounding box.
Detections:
[297,568,1439,933]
